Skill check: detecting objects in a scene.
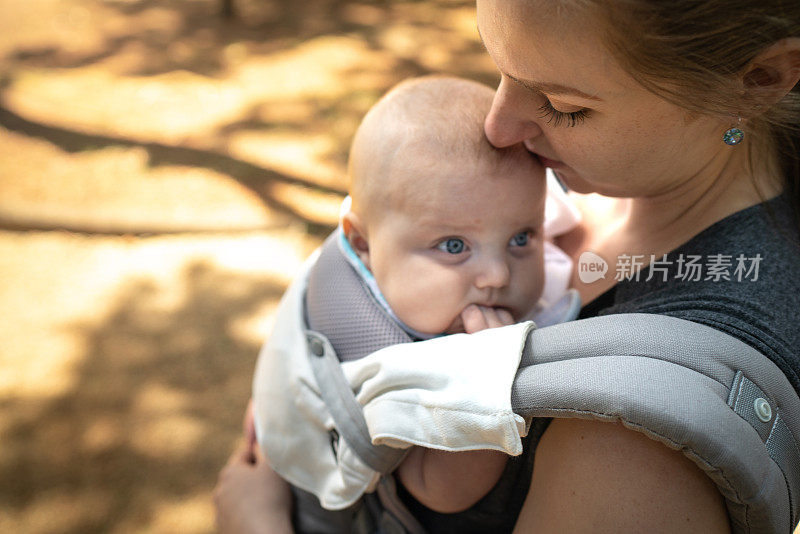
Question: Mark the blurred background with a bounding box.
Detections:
[0,0,497,532]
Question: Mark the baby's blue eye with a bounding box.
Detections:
[509,231,530,247]
[437,238,466,254]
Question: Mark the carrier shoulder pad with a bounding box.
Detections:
[513,313,800,534]
[305,231,412,362]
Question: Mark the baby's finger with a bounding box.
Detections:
[493,307,515,326]
[461,304,489,333]
[478,306,508,329]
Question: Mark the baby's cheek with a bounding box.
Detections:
[383,277,465,336]
[515,257,546,314]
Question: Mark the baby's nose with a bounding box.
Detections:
[474,257,511,289]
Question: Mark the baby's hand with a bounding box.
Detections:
[460,304,514,334]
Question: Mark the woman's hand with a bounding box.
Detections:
[214,403,294,534]
[214,441,293,534]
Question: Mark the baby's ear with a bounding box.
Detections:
[342,212,371,268]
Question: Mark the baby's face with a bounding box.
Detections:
[361,154,546,335]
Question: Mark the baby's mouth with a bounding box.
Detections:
[476,304,519,323]
[491,305,514,316]
[444,305,520,335]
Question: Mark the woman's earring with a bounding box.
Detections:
[723,118,744,146]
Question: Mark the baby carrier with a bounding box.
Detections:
[254,232,800,534]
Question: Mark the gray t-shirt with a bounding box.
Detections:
[401,193,800,533]
[582,193,800,395]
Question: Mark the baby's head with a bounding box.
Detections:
[342,76,547,335]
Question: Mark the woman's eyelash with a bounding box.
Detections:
[538,100,588,127]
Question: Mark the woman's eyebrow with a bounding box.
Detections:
[476,25,602,102]
[505,73,602,102]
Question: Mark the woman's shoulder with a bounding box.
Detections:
[587,194,800,393]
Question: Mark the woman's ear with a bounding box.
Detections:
[341,212,371,269]
[741,37,800,110]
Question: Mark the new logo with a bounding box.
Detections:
[578,251,608,284]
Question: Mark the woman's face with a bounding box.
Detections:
[478,0,733,198]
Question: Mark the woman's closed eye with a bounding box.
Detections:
[505,75,590,127]
[436,237,468,255]
[538,99,588,127]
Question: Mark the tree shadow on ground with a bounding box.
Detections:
[0,261,286,533]
[0,0,498,237]
[5,0,484,80]
[0,103,338,237]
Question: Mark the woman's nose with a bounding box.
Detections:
[474,256,511,290]
[484,76,543,148]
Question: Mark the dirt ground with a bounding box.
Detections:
[0,1,492,532]
[5,2,794,534]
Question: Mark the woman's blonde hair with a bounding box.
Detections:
[572,0,800,227]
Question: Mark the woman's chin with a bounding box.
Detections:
[555,170,628,197]
[552,169,595,194]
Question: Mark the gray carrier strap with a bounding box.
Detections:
[304,231,411,475]
[305,329,408,475]
[513,313,800,534]
[302,231,415,533]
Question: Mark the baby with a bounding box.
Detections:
[253,76,579,527]
[340,76,545,512]
[342,78,546,341]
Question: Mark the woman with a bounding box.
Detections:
[216,1,800,531]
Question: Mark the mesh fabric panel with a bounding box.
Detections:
[305,233,412,362]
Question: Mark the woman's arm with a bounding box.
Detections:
[513,418,730,533]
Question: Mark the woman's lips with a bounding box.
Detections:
[524,140,563,169]
[538,155,564,169]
